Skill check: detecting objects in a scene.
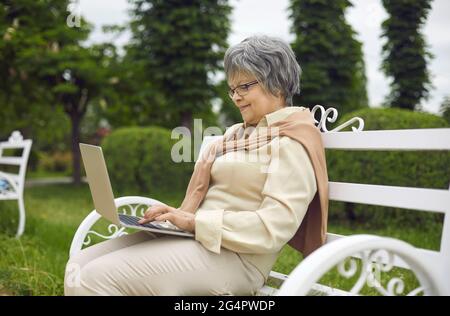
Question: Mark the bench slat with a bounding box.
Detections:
[0,157,24,166]
[325,232,344,243]
[322,128,450,150]
[258,282,354,296]
[329,181,449,214]
[0,171,19,182]
[0,139,32,149]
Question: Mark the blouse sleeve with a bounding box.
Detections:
[194,136,318,254]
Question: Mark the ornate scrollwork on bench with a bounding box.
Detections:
[69,197,163,258]
[311,104,364,132]
[277,235,444,296]
[336,248,425,296]
[83,203,151,247]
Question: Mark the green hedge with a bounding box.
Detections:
[326,108,449,227]
[102,127,194,196]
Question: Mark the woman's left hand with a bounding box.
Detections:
[138,206,196,233]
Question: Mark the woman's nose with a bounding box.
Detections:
[231,91,243,103]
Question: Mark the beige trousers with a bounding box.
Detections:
[64,231,264,296]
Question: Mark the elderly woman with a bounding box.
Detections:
[64,35,328,296]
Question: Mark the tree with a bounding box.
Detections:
[439,96,450,126]
[214,78,241,128]
[127,0,232,130]
[0,0,70,143]
[40,43,116,184]
[289,0,368,116]
[0,0,116,184]
[381,0,433,110]
[101,41,169,129]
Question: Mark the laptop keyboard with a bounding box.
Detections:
[118,213,183,232]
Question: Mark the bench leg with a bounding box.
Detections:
[16,197,25,238]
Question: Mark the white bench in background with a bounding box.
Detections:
[0,131,33,237]
[69,106,450,296]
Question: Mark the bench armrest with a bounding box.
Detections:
[277,234,445,296]
[69,195,165,258]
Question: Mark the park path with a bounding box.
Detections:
[25,177,87,187]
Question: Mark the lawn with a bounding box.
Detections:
[0,183,443,296]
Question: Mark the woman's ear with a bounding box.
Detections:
[276,90,285,102]
[272,87,282,97]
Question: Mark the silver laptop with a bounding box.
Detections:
[79,143,194,238]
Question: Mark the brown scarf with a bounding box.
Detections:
[179,108,329,257]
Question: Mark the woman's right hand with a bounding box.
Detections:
[138,204,177,224]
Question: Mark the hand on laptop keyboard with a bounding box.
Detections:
[119,214,183,232]
[138,204,196,233]
[153,220,180,230]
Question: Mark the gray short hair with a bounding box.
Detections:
[224,35,301,106]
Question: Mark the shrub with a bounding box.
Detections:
[102,126,194,196]
[37,151,72,173]
[326,108,449,227]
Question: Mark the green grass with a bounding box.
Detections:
[0,184,443,296]
[26,170,72,179]
[0,183,183,296]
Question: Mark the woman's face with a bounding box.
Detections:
[228,73,285,126]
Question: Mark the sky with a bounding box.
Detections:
[77,0,450,114]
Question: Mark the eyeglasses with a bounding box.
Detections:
[228,80,259,99]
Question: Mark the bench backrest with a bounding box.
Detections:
[322,128,450,286]
[0,131,33,194]
[199,106,450,284]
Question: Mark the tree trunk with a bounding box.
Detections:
[181,110,193,131]
[70,111,82,185]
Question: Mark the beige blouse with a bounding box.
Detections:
[194,106,317,279]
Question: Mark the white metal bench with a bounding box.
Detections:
[69,106,450,296]
[0,131,33,237]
